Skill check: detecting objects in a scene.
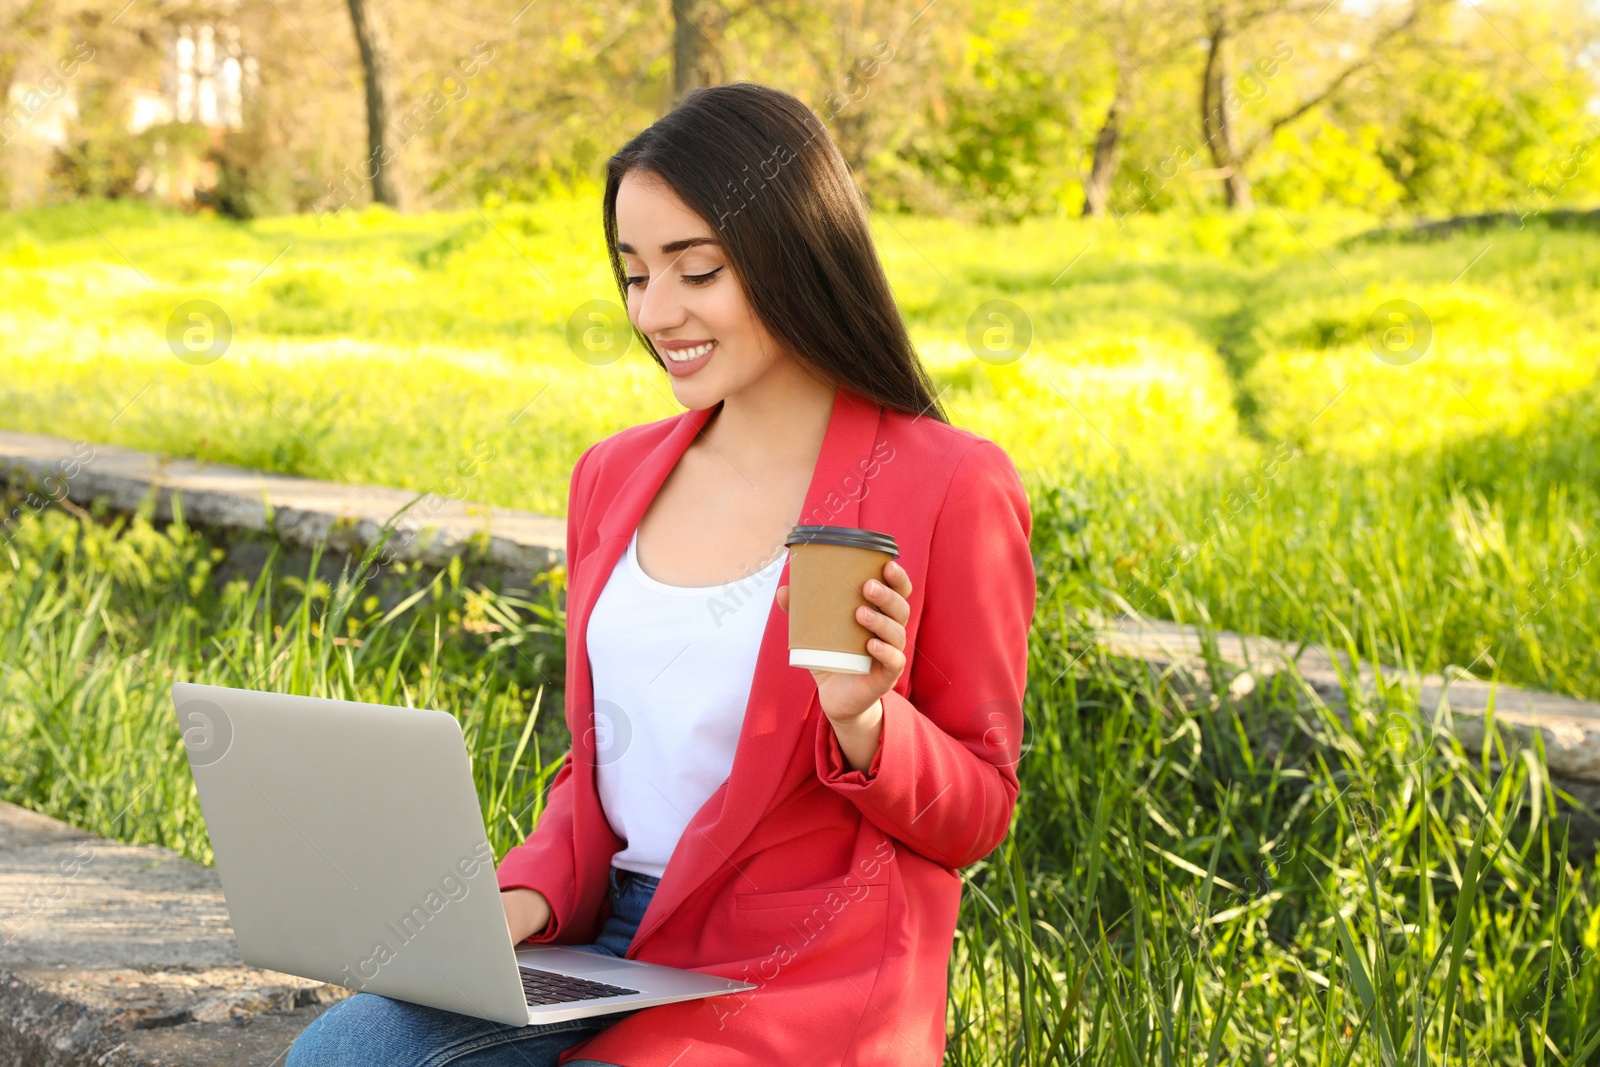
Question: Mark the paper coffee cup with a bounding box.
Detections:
[784,524,899,674]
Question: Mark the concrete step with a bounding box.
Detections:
[6,428,1598,791]
[0,429,565,587]
[0,801,350,1066]
[1100,614,1600,802]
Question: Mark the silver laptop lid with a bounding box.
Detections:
[170,681,533,1026]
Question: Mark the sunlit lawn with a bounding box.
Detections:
[2,195,1600,1062]
[3,197,1596,698]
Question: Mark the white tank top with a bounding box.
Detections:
[587,526,788,879]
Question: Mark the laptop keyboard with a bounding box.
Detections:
[520,967,642,1006]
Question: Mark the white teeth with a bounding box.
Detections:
[666,341,715,362]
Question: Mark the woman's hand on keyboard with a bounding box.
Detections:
[501,887,552,944]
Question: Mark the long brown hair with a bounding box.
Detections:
[601,81,949,424]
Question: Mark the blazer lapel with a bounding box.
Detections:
[569,381,885,952]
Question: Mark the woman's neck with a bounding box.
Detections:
[698,369,838,472]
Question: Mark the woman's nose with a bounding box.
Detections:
[632,273,685,336]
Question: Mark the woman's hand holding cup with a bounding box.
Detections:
[776,556,912,724]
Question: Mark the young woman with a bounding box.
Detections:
[287,81,1035,1067]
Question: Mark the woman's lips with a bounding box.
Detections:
[663,341,716,377]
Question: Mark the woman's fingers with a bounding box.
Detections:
[867,633,906,674]
[856,600,906,650]
[863,562,911,627]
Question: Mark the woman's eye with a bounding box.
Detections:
[624,266,723,289]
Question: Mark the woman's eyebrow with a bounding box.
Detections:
[616,236,721,255]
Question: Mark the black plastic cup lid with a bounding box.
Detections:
[785,524,898,557]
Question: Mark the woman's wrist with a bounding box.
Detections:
[501,887,551,941]
[831,698,884,774]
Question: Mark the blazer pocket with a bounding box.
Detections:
[734,882,889,911]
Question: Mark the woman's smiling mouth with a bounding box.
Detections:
[661,340,717,375]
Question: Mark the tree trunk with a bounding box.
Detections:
[346,0,405,209]
[1082,61,1131,218]
[1200,12,1253,211]
[0,54,19,209]
[673,0,727,101]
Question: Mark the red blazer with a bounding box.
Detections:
[495,381,1036,1066]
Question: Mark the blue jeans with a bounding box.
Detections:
[286,866,660,1067]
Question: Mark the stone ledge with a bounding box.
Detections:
[0,801,351,1066]
[0,430,565,586]
[1101,614,1600,793]
[3,432,1595,790]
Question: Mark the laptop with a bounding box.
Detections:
[169,681,756,1026]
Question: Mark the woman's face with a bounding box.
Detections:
[614,169,787,409]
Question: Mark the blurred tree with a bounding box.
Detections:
[888,0,1098,222]
[42,0,175,202]
[674,0,728,101]
[345,0,406,207]
[0,0,55,108]
[1362,0,1600,215]
[1,0,63,205]
[1078,0,1190,218]
[1242,0,1600,215]
[1083,53,1132,217]
[414,0,661,204]
[10,0,1599,223]
[1195,0,1437,211]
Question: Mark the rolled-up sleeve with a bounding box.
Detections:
[814,439,1035,870]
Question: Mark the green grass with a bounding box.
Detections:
[3,195,1600,1059]
[0,495,576,867]
[3,198,1597,700]
[0,485,1596,1063]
